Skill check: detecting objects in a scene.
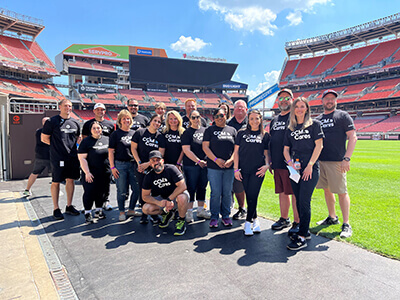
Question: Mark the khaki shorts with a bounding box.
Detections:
[316,161,348,194]
[273,169,294,195]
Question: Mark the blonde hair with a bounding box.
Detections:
[117,109,133,128]
[288,97,313,131]
[155,102,166,109]
[163,110,184,135]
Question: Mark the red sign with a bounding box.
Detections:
[79,47,120,57]
[12,115,22,125]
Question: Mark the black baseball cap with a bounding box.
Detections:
[149,150,163,159]
[322,89,338,99]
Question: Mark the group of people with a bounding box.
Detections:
[24,88,357,250]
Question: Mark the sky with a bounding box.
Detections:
[3,0,400,108]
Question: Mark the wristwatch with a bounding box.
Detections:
[343,157,351,162]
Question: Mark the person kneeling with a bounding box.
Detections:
[142,150,189,236]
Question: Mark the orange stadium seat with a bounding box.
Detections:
[359,115,400,132]
[294,56,323,78]
[311,51,349,76]
[362,39,400,67]
[0,36,36,62]
[334,45,375,73]
[280,60,298,81]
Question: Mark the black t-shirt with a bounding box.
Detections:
[269,113,290,169]
[163,129,182,165]
[109,129,135,161]
[78,135,110,174]
[181,127,206,167]
[131,113,149,131]
[42,115,80,161]
[227,116,248,132]
[283,120,324,166]
[35,128,50,160]
[132,128,166,162]
[203,125,237,170]
[315,110,355,161]
[182,115,208,129]
[142,164,184,199]
[235,129,270,174]
[82,118,115,137]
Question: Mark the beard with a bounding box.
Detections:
[323,102,337,112]
[279,103,291,112]
[153,163,163,173]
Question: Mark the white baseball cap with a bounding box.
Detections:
[94,103,106,110]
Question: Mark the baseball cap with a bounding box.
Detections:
[277,88,293,98]
[322,89,338,99]
[94,103,106,110]
[149,150,163,159]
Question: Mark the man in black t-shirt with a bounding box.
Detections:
[81,103,115,139]
[42,99,81,220]
[23,117,51,197]
[315,89,357,238]
[127,99,149,130]
[269,88,299,234]
[142,150,189,236]
[227,100,248,219]
[182,98,208,129]
[81,102,115,210]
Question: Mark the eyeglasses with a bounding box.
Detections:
[214,114,225,119]
[191,116,200,120]
[128,104,138,107]
[277,97,291,102]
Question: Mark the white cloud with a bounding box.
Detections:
[286,11,303,26]
[247,70,280,108]
[170,36,211,53]
[198,0,332,35]
[239,41,243,46]
[234,73,240,80]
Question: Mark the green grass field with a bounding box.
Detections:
[256,140,400,259]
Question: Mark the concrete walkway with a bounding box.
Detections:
[1,178,400,300]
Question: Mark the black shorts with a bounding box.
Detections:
[51,157,80,183]
[32,158,51,175]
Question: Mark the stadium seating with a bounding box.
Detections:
[359,115,400,132]
[373,78,400,91]
[69,60,92,69]
[353,117,385,131]
[343,82,375,95]
[146,91,172,103]
[334,45,376,73]
[358,91,394,101]
[0,36,35,62]
[74,109,95,120]
[196,93,221,104]
[280,60,298,80]
[0,44,15,59]
[22,40,55,67]
[92,63,116,72]
[107,110,120,121]
[311,51,349,76]
[294,56,323,78]
[361,39,400,67]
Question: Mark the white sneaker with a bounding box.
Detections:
[22,190,31,197]
[253,218,261,233]
[119,213,126,222]
[103,201,113,211]
[186,210,194,223]
[197,208,211,219]
[244,221,253,236]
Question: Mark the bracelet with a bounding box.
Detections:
[234,169,240,173]
[287,159,292,164]
[214,157,218,162]
[196,159,201,165]
[111,166,116,170]
[177,163,182,166]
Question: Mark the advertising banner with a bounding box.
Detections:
[79,85,116,94]
[247,84,279,108]
[64,44,129,61]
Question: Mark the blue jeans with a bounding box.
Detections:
[207,168,234,219]
[115,161,139,212]
[290,164,320,237]
[183,165,208,202]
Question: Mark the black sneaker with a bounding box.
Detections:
[150,215,161,226]
[53,208,64,220]
[288,222,300,236]
[287,236,307,251]
[174,210,180,220]
[85,213,93,224]
[94,210,106,219]
[290,231,311,241]
[65,205,80,216]
[340,223,352,238]
[271,217,291,230]
[316,215,340,226]
[174,219,186,236]
[159,210,175,228]
[140,214,149,224]
[232,207,246,220]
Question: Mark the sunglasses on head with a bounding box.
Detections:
[277,97,291,102]
[128,104,138,107]
[214,114,225,119]
[191,116,200,120]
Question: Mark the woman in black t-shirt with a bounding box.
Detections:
[233,109,270,236]
[78,121,111,224]
[108,110,140,222]
[182,110,211,223]
[162,110,184,166]
[203,108,237,228]
[131,114,166,224]
[283,97,324,251]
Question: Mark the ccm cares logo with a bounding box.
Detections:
[79,47,120,57]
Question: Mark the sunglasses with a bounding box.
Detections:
[191,116,200,120]
[277,97,291,102]
[214,114,225,119]
[128,104,138,107]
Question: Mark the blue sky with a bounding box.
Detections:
[3,0,400,107]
